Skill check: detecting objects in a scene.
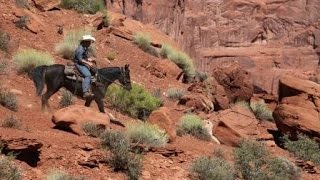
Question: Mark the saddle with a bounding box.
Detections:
[64,63,97,83]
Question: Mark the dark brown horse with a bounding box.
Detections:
[31,64,132,113]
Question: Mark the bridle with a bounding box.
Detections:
[96,67,129,89]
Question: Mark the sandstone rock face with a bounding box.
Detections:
[147,107,176,142]
[52,105,110,135]
[32,0,61,11]
[274,76,320,141]
[178,94,214,113]
[106,0,320,95]
[141,59,182,79]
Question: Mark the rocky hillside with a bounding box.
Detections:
[0,0,320,180]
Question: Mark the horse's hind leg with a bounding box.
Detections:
[94,97,105,113]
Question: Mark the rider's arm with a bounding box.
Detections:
[75,47,93,67]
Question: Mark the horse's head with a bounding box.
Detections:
[119,64,132,91]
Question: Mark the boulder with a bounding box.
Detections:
[178,94,214,113]
[212,120,243,147]
[141,59,182,79]
[32,0,61,11]
[147,107,176,142]
[274,76,320,141]
[212,64,254,102]
[87,12,105,30]
[52,105,110,135]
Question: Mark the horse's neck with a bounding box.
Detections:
[98,68,121,83]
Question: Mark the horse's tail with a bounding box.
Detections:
[31,65,47,96]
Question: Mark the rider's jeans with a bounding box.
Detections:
[75,63,91,93]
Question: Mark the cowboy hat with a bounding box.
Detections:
[81,35,96,42]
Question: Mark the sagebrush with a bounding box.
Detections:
[59,89,74,108]
[14,49,54,74]
[55,29,94,60]
[15,16,29,29]
[166,87,184,101]
[234,139,301,180]
[15,0,29,9]
[177,114,211,141]
[191,156,235,180]
[0,89,18,111]
[133,32,158,57]
[159,44,173,59]
[82,122,104,137]
[127,122,168,148]
[250,100,274,121]
[0,157,21,180]
[60,0,104,14]
[1,115,21,129]
[0,31,10,52]
[284,135,320,165]
[46,170,86,180]
[105,84,162,119]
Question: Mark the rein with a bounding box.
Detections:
[96,67,127,88]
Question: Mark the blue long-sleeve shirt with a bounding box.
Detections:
[74,44,89,64]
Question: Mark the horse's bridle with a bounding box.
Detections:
[96,67,129,89]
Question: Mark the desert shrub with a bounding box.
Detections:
[126,122,168,148]
[250,100,274,121]
[191,156,235,180]
[15,16,29,29]
[105,84,162,118]
[234,139,301,180]
[60,0,104,14]
[55,29,94,60]
[235,100,251,110]
[0,31,10,52]
[195,71,208,82]
[59,89,74,108]
[177,114,211,141]
[82,122,104,137]
[166,87,184,100]
[268,157,301,180]
[106,51,116,61]
[46,170,86,180]
[168,51,196,81]
[133,32,158,57]
[159,44,173,59]
[14,49,54,74]
[0,157,21,180]
[1,115,21,129]
[0,89,18,111]
[284,135,320,165]
[102,10,110,27]
[15,0,29,8]
[100,130,142,180]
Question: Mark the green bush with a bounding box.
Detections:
[284,135,320,165]
[0,31,10,52]
[55,29,94,60]
[1,115,21,129]
[59,89,74,108]
[166,87,184,101]
[196,71,208,82]
[159,44,173,59]
[234,139,301,180]
[133,32,158,57]
[102,10,110,27]
[14,49,54,74]
[168,51,196,81]
[15,16,29,29]
[60,0,104,14]
[46,170,86,180]
[99,130,142,180]
[191,156,235,180]
[0,89,18,111]
[250,100,274,121]
[177,114,211,141]
[105,84,162,118]
[82,122,104,137]
[0,157,21,180]
[235,100,251,110]
[127,122,168,148]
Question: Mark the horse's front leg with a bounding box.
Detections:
[95,98,105,113]
[85,97,94,107]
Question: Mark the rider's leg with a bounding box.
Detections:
[75,64,92,96]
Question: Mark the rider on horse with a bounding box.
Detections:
[74,35,96,98]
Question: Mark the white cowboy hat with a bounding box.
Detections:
[81,35,96,42]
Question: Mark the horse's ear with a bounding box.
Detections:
[125,64,130,69]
